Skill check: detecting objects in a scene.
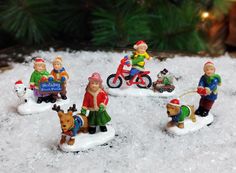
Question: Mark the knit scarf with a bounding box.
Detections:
[53,67,65,73]
[131,51,149,59]
[205,74,221,86]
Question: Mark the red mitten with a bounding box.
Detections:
[197,87,207,95]
[197,87,203,94]
[41,76,47,82]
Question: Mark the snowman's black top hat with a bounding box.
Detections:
[161,68,168,75]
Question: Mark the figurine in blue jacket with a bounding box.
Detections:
[195,61,221,117]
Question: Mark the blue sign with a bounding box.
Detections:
[39,82,62,92]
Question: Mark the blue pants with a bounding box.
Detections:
[130,68,140,76]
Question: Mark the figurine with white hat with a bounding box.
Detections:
[80,72,111,134]
[195,61,221,117]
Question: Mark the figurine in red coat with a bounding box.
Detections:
[81,72,111,134]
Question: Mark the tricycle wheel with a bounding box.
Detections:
[136,74,152,88]
[107,74,123,88]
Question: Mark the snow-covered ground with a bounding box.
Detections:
[0,50,236,173]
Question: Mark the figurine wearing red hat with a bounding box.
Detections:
[125,40,151,80]
[195,61,221,117]
[80,72,111,134]
[29,57,50,103]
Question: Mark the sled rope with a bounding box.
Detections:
[179,90,197,99]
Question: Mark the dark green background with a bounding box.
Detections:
[0,0,232,53]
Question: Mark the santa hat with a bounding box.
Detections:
[133,40,148,50]
[53,56,63,64]
[34,57,45,64]
[204,61,215,69]
[168,98,180,107]
[15,80,24,85]
[88,72,103,83]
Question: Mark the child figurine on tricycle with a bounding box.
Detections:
[107,40,152,89]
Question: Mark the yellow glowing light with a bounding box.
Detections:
[201,12,210,19]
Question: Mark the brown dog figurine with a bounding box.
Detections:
[52,104,88,145]
[166,99,196,129]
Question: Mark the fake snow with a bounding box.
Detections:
[17,99,70,115]
[59,126,115,152]
[0,50,236,173]
[107,87,175,97]
[166,113,214,135]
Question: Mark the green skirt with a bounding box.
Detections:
[88,110,111,126]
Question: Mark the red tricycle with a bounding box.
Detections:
[106,56,152,88]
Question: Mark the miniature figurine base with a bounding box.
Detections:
[59,126,115,152]
[165,113,213,135]
[17,99,70,115]
[108,87,175,97]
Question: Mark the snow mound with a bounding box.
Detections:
[107,87,176,97]
[59,126,115,152]
[166,113,214,135]
[17,99,70,115]
[0,51,235,172]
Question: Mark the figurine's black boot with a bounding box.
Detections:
[37,97,43,104]
[100,126,107,132]
[43,96,51,103]
[201,109,210,117]
[61,95,67,100]
[195,106,204,115]
[88,127,96,134]
[50,95,57,103]
[124,75,132,80]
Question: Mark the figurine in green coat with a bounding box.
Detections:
[29,57,50,103]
